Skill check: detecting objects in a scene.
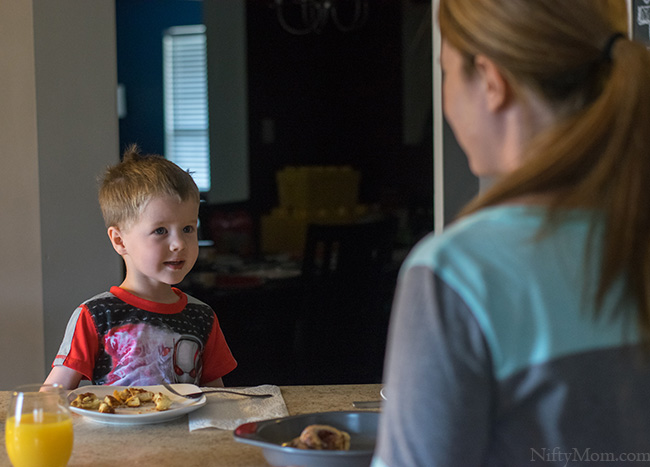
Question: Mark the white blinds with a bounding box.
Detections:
[163,25,210,192]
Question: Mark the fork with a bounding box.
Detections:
[162,383,273,399]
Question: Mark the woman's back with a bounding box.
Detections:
[377,205,650,465]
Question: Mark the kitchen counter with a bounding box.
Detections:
[0,384,382,467]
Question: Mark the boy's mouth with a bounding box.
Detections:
[164,260,185,270]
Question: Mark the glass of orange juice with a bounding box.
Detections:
[5,384,73,467]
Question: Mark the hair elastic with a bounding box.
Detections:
[602,32,625,62]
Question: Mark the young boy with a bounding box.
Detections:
[45,146,237,389]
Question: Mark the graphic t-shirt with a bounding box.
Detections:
[53,286,237,386]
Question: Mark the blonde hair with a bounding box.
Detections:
[439,0,650,340]
[99,145,200,229]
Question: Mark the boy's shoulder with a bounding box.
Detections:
[79,290,120,306]
[185,292,210,309]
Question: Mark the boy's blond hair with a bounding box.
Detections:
[99,144,200,229]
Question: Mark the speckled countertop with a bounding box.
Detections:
[0,384,382,467]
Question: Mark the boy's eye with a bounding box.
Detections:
[183,225,195,234]
[153,227,167,235]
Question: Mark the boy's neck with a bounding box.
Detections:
[118,282,180,304]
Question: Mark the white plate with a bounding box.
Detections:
[380,387,387,401]
[68,384,207,425]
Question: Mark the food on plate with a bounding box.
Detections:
[126,395,142,407]
[103,395,121,408]
[112,387,153,405]
[98,402,114,414]
[70,393,102,410]
[153,392,172,411]
[70,387,173,413]
[128,387,154,403]
[282,424,351,450]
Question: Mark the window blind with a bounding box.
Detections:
[163,25,210,192]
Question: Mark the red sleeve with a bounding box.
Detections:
[52,304,99,381]
[200,312,237,384]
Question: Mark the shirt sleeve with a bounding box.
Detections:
[199,311,237,384]
[52,304,99,381]
[372,266,495,467]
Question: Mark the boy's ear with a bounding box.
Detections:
[107,226,127,255]
[474,54,511,112]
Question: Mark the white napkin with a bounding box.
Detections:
[188,385,288,431]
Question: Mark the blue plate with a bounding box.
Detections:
[234,411,379,467]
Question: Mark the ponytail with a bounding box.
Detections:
[461,37,650,341]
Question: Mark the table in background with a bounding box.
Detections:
[0,384,382,467]
[184,254,399,387]
[184,275,304,387]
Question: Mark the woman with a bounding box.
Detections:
[372,1,650,465]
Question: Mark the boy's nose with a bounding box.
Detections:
[170,235,186,251]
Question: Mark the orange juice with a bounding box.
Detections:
[5,412,73,467]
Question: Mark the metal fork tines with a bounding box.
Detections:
[162,383,273,399]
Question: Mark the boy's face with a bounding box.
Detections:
[111,195,199,298]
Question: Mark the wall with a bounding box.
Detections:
[0,0,44,388]
[0,0,121,389]
[116,0,203,155]
[116,0,477,239]
[632,0,650,45]
[118,1,436,230]
[244,0,414,215]
[430,0,479,230]
[204,0,250,205]
[443,121,478,224]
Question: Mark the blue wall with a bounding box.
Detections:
[115,0,202,155]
